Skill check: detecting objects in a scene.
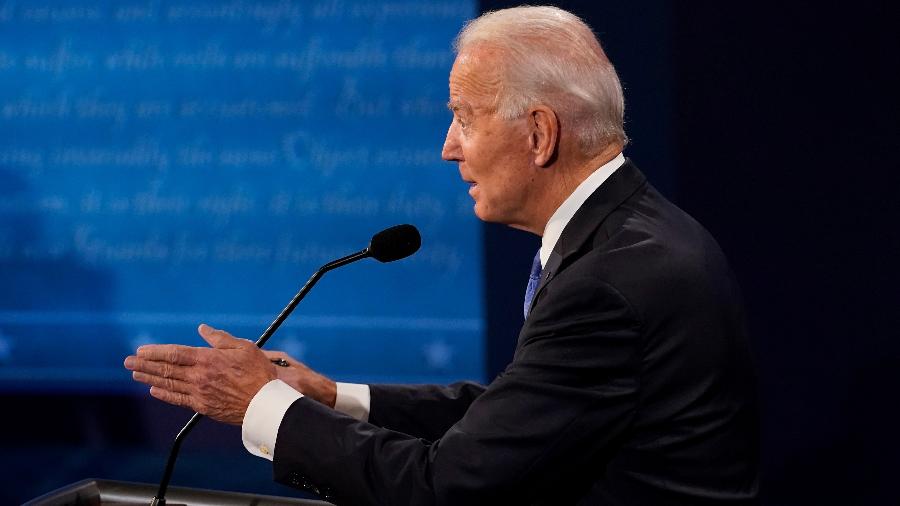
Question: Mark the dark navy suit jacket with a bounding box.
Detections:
[272,160,759,505]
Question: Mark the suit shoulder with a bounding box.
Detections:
[570,185,742,319]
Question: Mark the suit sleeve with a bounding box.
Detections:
[272,271,642,506]
[366,381,487,440]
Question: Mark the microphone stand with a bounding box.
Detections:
[150,247,372,506]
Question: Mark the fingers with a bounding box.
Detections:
[124,325,264,424]
[132,370,193,395]
[198,323,243,349]
[124,356,190,381]
[149,386,193,409]
[135,344,198,365]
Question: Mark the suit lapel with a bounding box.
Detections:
[525,159,648,317]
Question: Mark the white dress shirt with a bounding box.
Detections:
[539,152,625,269]
[242,152,626,461]
[242,380,371,460]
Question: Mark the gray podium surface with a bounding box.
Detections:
[24,479,332,506]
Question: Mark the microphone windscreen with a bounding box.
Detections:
[368,224,421,262]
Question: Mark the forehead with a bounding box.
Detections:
[449,48,503,109]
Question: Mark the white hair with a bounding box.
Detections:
[455,6,627,154]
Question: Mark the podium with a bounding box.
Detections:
[24,479,333,505]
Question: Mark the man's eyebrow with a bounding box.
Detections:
[446,100,470,113]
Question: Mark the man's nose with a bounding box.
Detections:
[441,122,460,162]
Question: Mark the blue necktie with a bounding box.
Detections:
[523,250,542,319]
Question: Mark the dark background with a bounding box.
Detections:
[483,1,900,505]
[6,1,898,504]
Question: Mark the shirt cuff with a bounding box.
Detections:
[334,382,371,422]
[242,379,303,461]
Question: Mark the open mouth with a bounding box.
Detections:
[461,174,477,192]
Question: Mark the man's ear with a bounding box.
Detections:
[529,105,559,167]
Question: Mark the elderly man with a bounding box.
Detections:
[125,6,758,505]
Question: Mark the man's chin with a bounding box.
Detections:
[473,206,538,234]
[472,202,491,222]
[473,206,507,227]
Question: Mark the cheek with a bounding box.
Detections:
[460,137,490,171]
[463,122,530,180]
[500,169,529,199]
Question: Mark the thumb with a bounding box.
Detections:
[198,324,240,349]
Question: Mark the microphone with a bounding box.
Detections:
[368,223,421,262]
[150,224,420,506]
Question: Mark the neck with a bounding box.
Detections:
[519,143,621,236]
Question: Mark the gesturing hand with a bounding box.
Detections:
[124,324,277,425]
[263,350,337,408]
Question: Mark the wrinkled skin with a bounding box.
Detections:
[125,324,336,424]
[125,324,278,425]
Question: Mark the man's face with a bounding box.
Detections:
[442,50,536,228]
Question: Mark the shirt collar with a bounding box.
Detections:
[539,152,626,268]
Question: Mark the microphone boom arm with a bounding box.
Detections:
[151,247,372,506]
[256,247,370,349]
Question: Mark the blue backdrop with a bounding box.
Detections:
[0,0,482,394]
